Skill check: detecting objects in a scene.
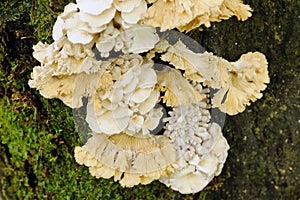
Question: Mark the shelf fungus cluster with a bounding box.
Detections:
[29,0,269,194]
[143,0,252,31]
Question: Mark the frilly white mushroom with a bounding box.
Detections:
[53,0,147,47]
[32,42,50,64]
[79,7,116,30]
[211,52,269,115]
[95,23,159,57]
[155,66,204,107]
[148,40,230,89]
[179,0,252,31]
[74,132,177,187]
[86,54,162,135]
[28,67,105,108]
[82,0,158,57]
[143,0,223,31]
[29,0,270,195]
[120,0,147,25]
[94,22,121,58]
[29,37,108,108]
[160,95,229,193]
[162,97,214,167]
[160,40,223,84]
[143,0,252,32]
[114,0,142,13]
[153,40,269,115]
[77,0,113,15]
[32,37,97,76]
[53,3,109,44]
[217,0,252,21]
[160,128,229,194]
[121,25,159,54]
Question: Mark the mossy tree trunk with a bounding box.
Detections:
[0,0,299,199]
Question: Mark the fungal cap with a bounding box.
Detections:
[74,133,177,187]
[155,66,204,107]
[212,52,269,115]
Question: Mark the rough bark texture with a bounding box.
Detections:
[195,1,300,199]
[0,0,299,199]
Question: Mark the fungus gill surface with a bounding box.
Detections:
[143,0,252,31]
[74,132,177,187]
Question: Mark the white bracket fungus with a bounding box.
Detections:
[29,38,106,108]
[143,0,252,31]
[52,0,158,56]
[85,55,162,136]
[155,66,204,107]
[211,52,270,115]
[153,40,269,115]
[74,132,177,187]
[160,94,229,193]
[29,0,269,195]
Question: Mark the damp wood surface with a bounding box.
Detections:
[0,0,299,199]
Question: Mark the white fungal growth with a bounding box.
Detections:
[52,0,158,57]
[28,0,270,195]
[29,37,106,108]
[86,54,162,136]
[163,99,213,167]
[160,98,229,193]
[74,132,177,187]
[211,52,270,115]
[143,0,252,32]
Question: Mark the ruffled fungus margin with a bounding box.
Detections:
[28,0,269,195]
